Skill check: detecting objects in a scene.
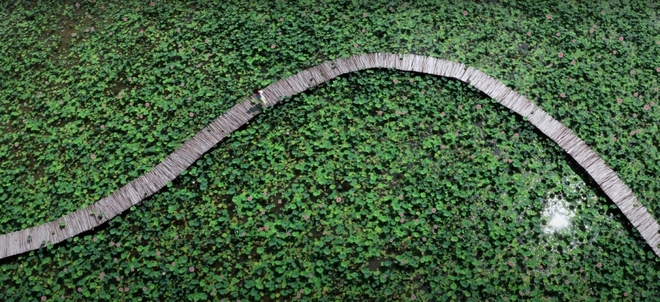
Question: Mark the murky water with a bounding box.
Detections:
[540,175,591,235]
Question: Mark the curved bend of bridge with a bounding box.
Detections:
[1,53,659,260]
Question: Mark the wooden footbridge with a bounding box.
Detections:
[2,53,659,260]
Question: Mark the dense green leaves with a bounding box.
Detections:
[2,0,660,301]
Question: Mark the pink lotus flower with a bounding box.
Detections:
[630,69,635,75]
[354,43,358,48]
[633,113,637,118]
[189,112,194,117]
[656,67,660,72]
[509,261,514,267]
[431,208,436,213]
[77,288,82,293]
[399,195,403,200]
[361,29,365,33]
[546,14,552,19]
[590,29,594,33]
[189,267,195,272]
[409,78,414,83]
[180,82,185,87]
[571,60,575,65]
[205,39,210,43]
[247,196,252,201]
[377,110,383,115]
[463,11,468,16]
[572,39,576,43]
[336,197,341,203]
[558,52,563,58]
[91,27,95,31]
[119,288,123,292]
[75,2,80,8]
[441,112,446,117]
[123,17,127,21]
[393,79,398,84]
[145,102,150,107]
[71,33,76,37]
[617,98,623,104]
[596,262,602,268]
[363,13,367,17]
[619,36,624,41]
[271,44,276,49]
[41,296,47,301]
[91,154,96,159]
[634,92,639,97]
[177,28,180,32]
[151,1,155,6]
[527,31,531,36]
[556,32,560,36]
[560,93,566,98]
[613,50,617,54]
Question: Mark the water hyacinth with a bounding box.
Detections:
[3,2,660,301]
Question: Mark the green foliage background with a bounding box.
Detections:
[1,0,660,300]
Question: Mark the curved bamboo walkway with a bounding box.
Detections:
[2,53,659,260]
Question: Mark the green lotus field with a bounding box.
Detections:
[1,0,660,300]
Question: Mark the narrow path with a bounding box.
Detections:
[2,53,658,260]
